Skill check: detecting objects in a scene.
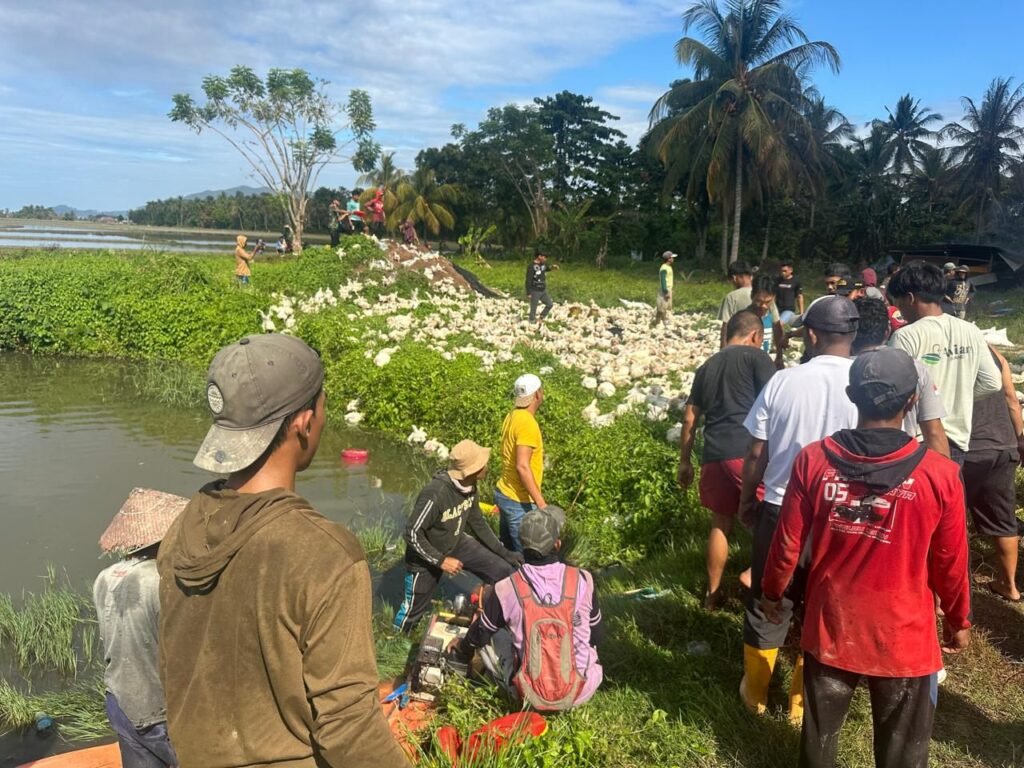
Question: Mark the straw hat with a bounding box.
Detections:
[447,440,491,481]
[99,488,189,556]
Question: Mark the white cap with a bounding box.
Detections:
[514,373,542,407]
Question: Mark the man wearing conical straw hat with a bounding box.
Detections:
[157,334,409,767]
[94,487,188,768]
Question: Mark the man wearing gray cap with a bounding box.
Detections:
[760,347,970,768]
[458,506,604,711]
[736,295,861,722]
[158,334,409,768]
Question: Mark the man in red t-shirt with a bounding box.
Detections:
[760,347,971,768]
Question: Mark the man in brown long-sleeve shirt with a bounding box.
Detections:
[158,334,409,768]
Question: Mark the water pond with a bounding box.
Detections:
[0,353,432,599]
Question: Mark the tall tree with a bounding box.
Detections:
[872,94,942,176]
[649,0,840,267]
[534,91,625,201]
[169,66,379,252]
[942,77,1024,241]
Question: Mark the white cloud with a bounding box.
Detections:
[0,0,684,208]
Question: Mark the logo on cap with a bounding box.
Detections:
[207,383,225,414]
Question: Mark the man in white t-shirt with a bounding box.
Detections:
[887,261,1002,465]
[737,295,860,722]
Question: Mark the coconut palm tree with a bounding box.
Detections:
[649,0,840,267]
[393,168,459,240]
[357,151,407,190]
[942,77,1024,241]
[799,91,854,228]
[872,94,942,176]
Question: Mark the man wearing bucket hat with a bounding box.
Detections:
[158,334,409,768]
[760,347,970,768]
[394,440,523,634]
[95,488,188,768]
[495,373,549,552]
[458,505,605,710]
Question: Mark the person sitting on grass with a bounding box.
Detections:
[455,505,604,711]
[760,347,971,768]
[678,310,775,609]
[394,440,524,634]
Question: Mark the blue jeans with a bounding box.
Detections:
[494,488,535,553]
[105,693,177,768]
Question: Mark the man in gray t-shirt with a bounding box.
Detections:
[95,489,186,768]
[853,297,950,457]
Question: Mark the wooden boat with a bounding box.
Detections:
[16,744,121,768]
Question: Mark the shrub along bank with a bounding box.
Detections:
[0,243,692,563]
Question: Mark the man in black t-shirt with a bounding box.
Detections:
[774,261,803,324]
[678,310,776,608]
[525,251,559,324]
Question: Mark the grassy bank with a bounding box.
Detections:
[0,243,1021,765]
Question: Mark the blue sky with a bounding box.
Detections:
[1,0,1021,212]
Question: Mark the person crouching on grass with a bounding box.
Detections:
[760,347,971,768]
[393,440,524,634]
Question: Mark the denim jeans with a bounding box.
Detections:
[105,693,178,768]
[493,488,535,553]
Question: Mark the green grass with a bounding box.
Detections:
[450,255,730,314]
[357,523,403,572]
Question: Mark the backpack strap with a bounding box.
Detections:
[511,569,533,603]
[561,566,580,603]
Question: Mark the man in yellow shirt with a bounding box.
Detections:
[494,373,547,552]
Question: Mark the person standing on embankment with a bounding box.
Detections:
[526,250,558,325]
[158,334,409,768]
[234,234,253,285]
[494,373,548,553]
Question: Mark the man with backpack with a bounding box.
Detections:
[457,505,604,710]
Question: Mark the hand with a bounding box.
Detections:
[1017,434,1024,466]
[738,498,758,529]
[441,557,463,576]
[504,550,525,567]
[677,462,695,489]
[942,625,971,655]
[760,597,783,624]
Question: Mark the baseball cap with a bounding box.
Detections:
[943,262,956,271]
[661,250,677,261]
[514,373,542,407]
[448,439,491,481]
[955,265,969,273]
[194,334,325,473]
[519,505,566,556]
[848,347,918,410]
[803,294,859,333]
[728,260,753,277]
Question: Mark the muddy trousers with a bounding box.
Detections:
[394,537,515,633]
[800,654,937,768]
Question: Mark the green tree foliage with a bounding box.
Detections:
[169,66,379,252]
[942,77,1024,240]
[873,94,943,176]
[393,168,459,239]
[649,0,841,268]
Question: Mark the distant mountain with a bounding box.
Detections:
[52,204,128,218]
[183,185,272,200]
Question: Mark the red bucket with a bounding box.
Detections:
[341,448,369,465]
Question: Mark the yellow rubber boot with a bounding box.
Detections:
[740,644,778,715]
[788,653,805,725]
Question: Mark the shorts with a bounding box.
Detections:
[963,449,1019,537]
[699,459,764,518]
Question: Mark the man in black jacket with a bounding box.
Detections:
[526,251,559,324]
[394,440,523,633]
